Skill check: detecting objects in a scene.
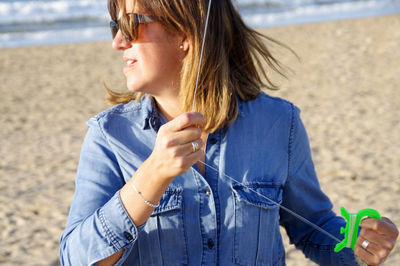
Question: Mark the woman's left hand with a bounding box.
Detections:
[355,217,399,265]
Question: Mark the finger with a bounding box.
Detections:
[165,138,204,159]
[355,236,390,266]
[359,228,396,250]
[167,126,202,146]
[356,236,379,254]
[165,112,205,132]
[185,147,204,164]
[361,217,399,238]
[182,138,204,154]
[164,148,204,175]
[355,244,380,266]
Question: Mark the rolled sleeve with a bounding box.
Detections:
[60,117,140,265]
[280,105,358,266]
[100,191,139,250]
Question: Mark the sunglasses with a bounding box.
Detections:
[110,13,154,42]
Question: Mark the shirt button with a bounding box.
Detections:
[124,231,133,241]
[205,187,211,196]
[207,238,214,249]
[209,138,217,145]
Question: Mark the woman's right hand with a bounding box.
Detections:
[147,112,205,182]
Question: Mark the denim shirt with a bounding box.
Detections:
[60,93,359,266]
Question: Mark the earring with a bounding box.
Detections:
[179,44,184,50]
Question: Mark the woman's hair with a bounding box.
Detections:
[107,0,292,132]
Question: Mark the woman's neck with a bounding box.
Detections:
[153,95,183,121]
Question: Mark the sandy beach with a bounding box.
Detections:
[0,14,399,265]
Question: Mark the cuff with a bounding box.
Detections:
[100,190,141,250]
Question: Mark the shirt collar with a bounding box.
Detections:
[141,94,244,131]
[237,96,245,117]
[141,95,164,132]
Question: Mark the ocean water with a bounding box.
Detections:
[0,0,400,48]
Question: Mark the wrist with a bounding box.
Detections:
[134,157,173,196]
[130,181,160,208]
[144,155,175,185]
[119,158,173,226]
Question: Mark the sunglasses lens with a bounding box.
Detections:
[109,14,145,42]
[110,20,118,39]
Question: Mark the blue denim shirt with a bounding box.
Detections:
[60,93,359,265]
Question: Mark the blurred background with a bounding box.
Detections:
[0,0,399,265]
[1,0,400,47]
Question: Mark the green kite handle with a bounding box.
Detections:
[334,207,381,253]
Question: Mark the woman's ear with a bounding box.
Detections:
[181,37,190,52]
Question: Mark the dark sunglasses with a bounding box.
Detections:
[110,13,154,42]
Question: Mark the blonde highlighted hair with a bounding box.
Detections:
[107,0,292,132]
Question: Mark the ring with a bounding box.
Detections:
[361,240,370,250]
[191,141,200,153]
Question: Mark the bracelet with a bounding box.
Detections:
[130,182,160,208]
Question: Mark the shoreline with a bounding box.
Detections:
[2,8,400,48]
[0,14,399,265]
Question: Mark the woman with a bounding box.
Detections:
[60,0,398,265]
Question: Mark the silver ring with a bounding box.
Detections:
[361,240,370,250]
[191,141,200,153]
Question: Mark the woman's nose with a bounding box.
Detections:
[112,30,132,50]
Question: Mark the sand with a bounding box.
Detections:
[0,14,399,265]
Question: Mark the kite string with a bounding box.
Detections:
[191,0,341,245]
[197,160,341,243]
[191,0,213,112]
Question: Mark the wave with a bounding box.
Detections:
[0,0,108,26]
[240,0,400,27]
[0,0,377,26]
[0,26,110,47]
[1,0,399,47]
[1,0,398,27]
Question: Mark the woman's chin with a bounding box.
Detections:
[126,79,142,93]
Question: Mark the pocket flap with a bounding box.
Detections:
[151,187,183,216]
[232,182,282,209]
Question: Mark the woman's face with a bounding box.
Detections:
[112,1,186,98]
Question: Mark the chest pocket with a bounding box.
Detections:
[135,187,188,266]
[232,182,284,266]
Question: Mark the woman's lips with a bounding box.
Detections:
[123,59,137,73]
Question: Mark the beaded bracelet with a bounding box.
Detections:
[130,182,160,208]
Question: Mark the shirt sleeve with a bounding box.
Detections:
[279,105,359,266]
[59,117,139,265]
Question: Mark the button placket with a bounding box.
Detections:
[197,131,220,264]
[209,137,217,145]
[207,238,214,249]
[124,231,133,241]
